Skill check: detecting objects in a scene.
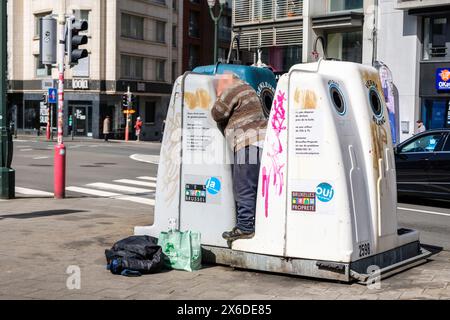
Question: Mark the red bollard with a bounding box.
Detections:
[54,143,66,199]
[46,122,51,140]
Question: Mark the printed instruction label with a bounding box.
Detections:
[293,110,322,156]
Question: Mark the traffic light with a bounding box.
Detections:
[42,93,48,106]
[130,94,136,108]
[67,18,88,66]
[122,94,128,108]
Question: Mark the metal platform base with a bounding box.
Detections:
[202,241,432,283]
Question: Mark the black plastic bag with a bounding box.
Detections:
[105,235,165,276]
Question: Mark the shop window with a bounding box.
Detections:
[145,101,156,123]
[423,16,450,61]
[329,0,363,12]
[327,30,362,63]
[260,45,302,73]
[24,101,40,130]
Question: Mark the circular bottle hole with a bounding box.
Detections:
[369,88,383,118]
[330,86,346,115]
[260,89,274,118]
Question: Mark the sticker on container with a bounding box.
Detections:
[185,184,206,203]
[316,183,334,202]
[291,191,316,212]
[205,177,221,195]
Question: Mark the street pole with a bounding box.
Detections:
[54,11,66,199]
[208,2,224,64]
[0,0,14,199]
[125,86,131,142]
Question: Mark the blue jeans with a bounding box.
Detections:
[232,145,262,233]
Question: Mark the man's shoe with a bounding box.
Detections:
[222,227,255,241]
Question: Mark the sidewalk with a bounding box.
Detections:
[1,196,450,300]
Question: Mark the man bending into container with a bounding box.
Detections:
[211,73,267,242]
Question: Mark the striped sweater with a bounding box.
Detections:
[211,79,267,152]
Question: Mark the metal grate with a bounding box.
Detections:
[233,0,303,26]
[235,25,302,49]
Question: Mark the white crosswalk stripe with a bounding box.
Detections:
[15,187,53,197]
[137,176,157,182]
[66,186,155,206]
[86,182,153,194]
[113,179,156,188]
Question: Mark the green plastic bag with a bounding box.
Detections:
[158,230,202,272]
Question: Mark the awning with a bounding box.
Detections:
[311,11,364,30]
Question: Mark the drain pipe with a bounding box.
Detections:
[372,0,379,66]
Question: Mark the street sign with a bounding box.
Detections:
[123,109,136,114]
[48,88,57,104]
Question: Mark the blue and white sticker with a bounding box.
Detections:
[316,183,334,202]
[205,177,221,195]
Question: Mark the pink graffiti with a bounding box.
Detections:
[261,91,286,218]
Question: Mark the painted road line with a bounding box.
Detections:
[86,182,153,194]
[114,179,156,188]
[130,154,160,164]
[397,206,450,217]
[66,186,120,197]
[67,186,154,206]
[19,149,33,152]
[15,187,53,197]
[137,176,157,182]
[115,196,155,206]
[33,156,49,160]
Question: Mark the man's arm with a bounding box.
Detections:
[211,96,234,124]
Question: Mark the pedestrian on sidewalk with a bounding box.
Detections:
[415,120,426,134]
[103,116,111,142]
[134,116,143,141]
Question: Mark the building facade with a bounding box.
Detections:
[378,0,450,141]
[182,0,232,72]
[7,0,183,141]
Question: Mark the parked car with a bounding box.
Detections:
[395,129,450,200]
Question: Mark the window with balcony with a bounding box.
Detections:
[423,15,450,61]
[329,0,363,12]
[233,0,302,26]
[121,13,144,40]
[121,55,144,79]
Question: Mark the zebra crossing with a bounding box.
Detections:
[12,176,157,206]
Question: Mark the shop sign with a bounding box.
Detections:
[436,68,450,91]
[72,79,89,90]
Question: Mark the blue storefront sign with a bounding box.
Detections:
[436,68,450,91]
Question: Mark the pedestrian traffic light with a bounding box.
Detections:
[67,18,88,66]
